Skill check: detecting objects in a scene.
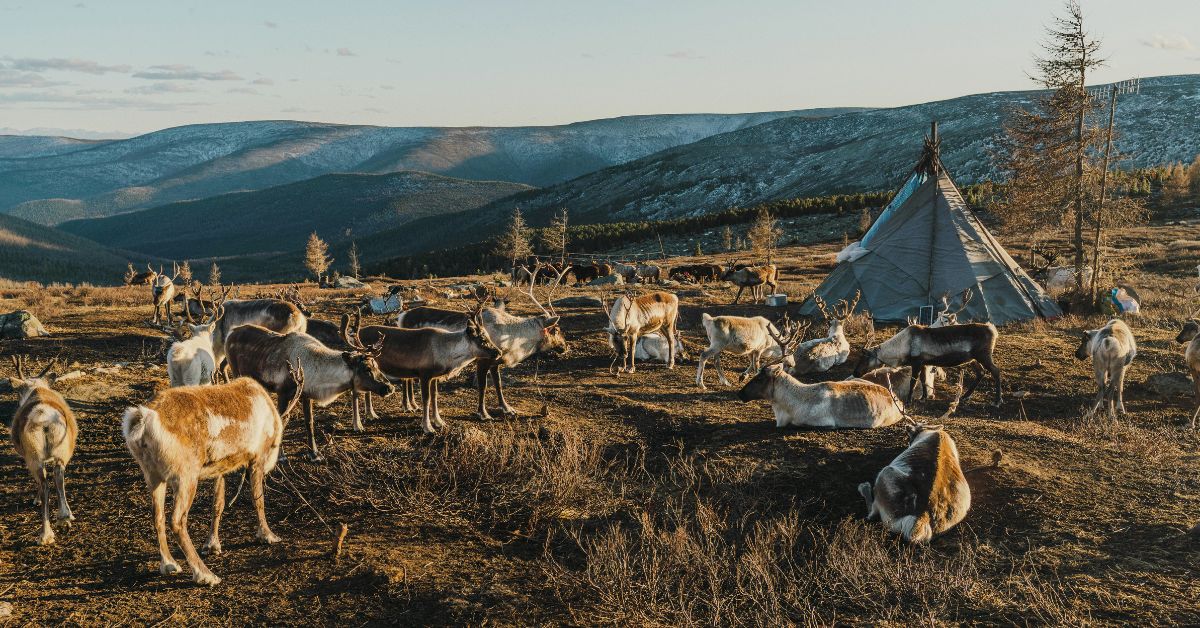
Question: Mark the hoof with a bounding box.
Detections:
[160,561,182,575]
[39,532,56,546]
[475,411,495,421]
[193,571,222,586]
[201,541,222,556]
[307,452,325,463]
[256,530,281,544]
[499,408,518,419]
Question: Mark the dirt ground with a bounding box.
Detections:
[1,222,1199,626]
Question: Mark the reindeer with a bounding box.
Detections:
[1032,246,1094,295]
[603,291,680,373]
[853,365,945,401]
[167,286,231,387]
[790,292,858,376]
[1075,319,1136,416]
[128,263,157,286]
[669,263,722,283]
[858,423,970,544]
[854,320,1002,407]
[151,263,182,326]
[210,295,308,370]
[224,324,394,461]
[611,261,639,283]
[628,332,689,363]
[736,324,904,428]
[396,267,567,420]
[695,313,797,389]
[635,263,662,284]
[172,282,219,321]
[354,306,503,434]
[122,367,304,585]
[9,355,77,546]
[722,260,778,304]
[901,289,974,399]
[1176,318,1200,429]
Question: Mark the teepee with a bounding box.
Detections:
[799,122,1061,325]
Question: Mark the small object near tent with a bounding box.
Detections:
[799,122,1061,325]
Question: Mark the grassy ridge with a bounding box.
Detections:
[0,213,143,284]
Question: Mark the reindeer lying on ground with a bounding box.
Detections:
[9,356,77,546]
[167,286,232,387]
[736,325,904,428]
[790,292,857,376]
[355,306,503,433]
[669,263,722,283]
[855,319,1002,407]
[853,366,945,401]
[1176,318,1200,429]
[721,260,778,304]
[625,331,689,363]
[123,367,303,586]
[696,313,795,389]
[151,263,182,326]
[1076,319,1137,416]
[224,324,394,461]
[603,291,680,373]
[858,423,970,544]
[396,269,567,420]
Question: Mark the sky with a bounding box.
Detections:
[1,0,1198,137]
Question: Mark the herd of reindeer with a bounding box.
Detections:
[6,257,1197,587]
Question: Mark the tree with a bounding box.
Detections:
[348,241,361,279]
[747,207,783,264]
[1033,0,1105,291]
[177,260,192,284]
[493,208,532,269]
[305,232,333,283]
[721,226,733,252]
[208,262,221,286]
[541,208,570,265]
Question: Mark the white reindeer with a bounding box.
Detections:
[858,423,971,544]
[8,355,77,545]
[1074,318,1136,415]
[603,291,680,373]
[790,292,858,376]
[122,368,303,586]
[696,313,795,389]
[167,286,230,387]
[736,324,904,429]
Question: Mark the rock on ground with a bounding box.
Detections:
[1142,372,1193,398]
[588,274,624,287]
[0,310,49,339]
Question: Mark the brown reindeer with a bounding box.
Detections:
[123,366,304,585]
[211,295,308,370]
[127,263,158,286]
[9,355,78,545]
[353,306,503,434]
[722,260,778,304]
[603,291,680,373]
[396,264,568,420]
[151,263,182,326]
[224,324,394,461]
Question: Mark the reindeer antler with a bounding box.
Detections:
[762,316,809,369]
[11,354,28,379]
[281,360,306,419]
[813,294,831,321]
[833,290,861,320]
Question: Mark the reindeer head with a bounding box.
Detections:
[905,422,944,444]
[934,289,973,326]
[519,262,570,356]
[8,355,58,400]
[1176,319,1200,344]
[851,315,881,377]
[738,316,808,402]
[465,307,502,361]
[1074,330,1098,360]
[341,314,395,397]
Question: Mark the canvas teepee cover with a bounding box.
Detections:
[799,124,1061,325]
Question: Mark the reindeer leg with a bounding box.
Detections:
[351,393,365,432]
[202,475,225,555]
[905,362,923,406]
[431,379,446,429]
[54,462,73,524]
[960,363,985,404]
[304,398,323,463]
[982,356,1002,407]
[474,362,493,420]
[406,379,420,413]
[150,480,180,575]
[1091,362,1107,412]
[492,366,516,418]
[695,349,712,389]
[666,321,677,369]
[715,354,732,387]
[731,286,744,305]
[171,476,219,586]
[626,336,638,374]
[252,461,280,544]
[420,378,435,433]
[39,467,55,545]
[365,390,379,419]
[1113,362,1129,415]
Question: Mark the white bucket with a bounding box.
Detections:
[765,294,788,307]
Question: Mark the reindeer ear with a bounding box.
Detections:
[46,372,58,385]
[544,316,560,327]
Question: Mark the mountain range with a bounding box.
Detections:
[0,109,856,225]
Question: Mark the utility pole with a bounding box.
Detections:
[1088,78,1138,307]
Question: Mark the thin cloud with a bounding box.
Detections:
[336,47,356,57]
[133,64,242,81]
[251,77,274,85]
[0,89,208,110]
[6,56,131,74]
[226,87,259,95]
[664,50,705,60]
[263,20,278,28]
[1142,34,1194,51]
[379,84,395,90]
[0,70,64,87]
[125,82,198,95]
[73,2,85,7]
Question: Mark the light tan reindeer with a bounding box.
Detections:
[858,423,971,544]
[790,291,859,376]
[696,313,796,389]
[122,366,304,586]
[1176,317,1200,429]
[736,323,904,429]
[721,259,778,304]
[602,290,680,373]
[1075,319,1137,416]
[9,355,77,546]
[151,262,182,326]
[167,285,232,387]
